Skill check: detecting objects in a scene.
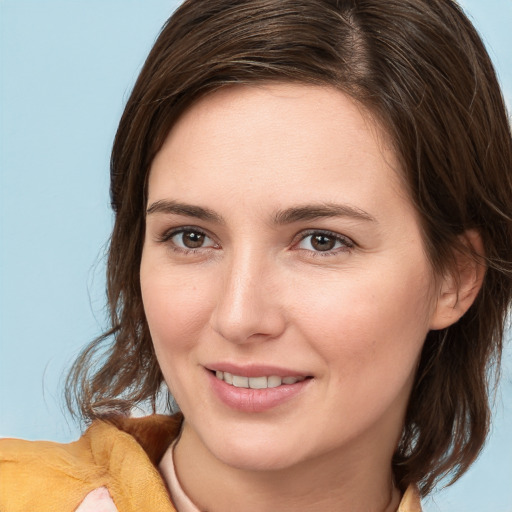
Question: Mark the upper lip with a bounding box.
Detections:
[205,363,310,378]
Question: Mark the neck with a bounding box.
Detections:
[160,421,401,512]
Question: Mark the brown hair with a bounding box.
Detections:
[66,0,512,496]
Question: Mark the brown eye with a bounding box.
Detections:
[168,229,215,250]
[310,234,336,251]
[181,231,205,248]
[296,231,353,253]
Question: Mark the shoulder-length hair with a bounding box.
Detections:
[66,0,512,495]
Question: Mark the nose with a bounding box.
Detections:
[210,249,287,344]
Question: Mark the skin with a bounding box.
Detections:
[140,83,472,511]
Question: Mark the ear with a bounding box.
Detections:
[429,230,486,331]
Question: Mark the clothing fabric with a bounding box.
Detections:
[164,438,202,512]
[0,413,422,512]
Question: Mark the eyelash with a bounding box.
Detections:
[293,229,355,257]
[157,226,218,255]
[157,227,355,257]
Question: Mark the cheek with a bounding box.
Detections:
[293,261,435,386]
[140,268,214,405]
[140,262,214,360]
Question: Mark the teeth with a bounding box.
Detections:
[249,376,268,389]
[267,376,282,388]
[214,371,306,388]
[232,375,249,388]
[282,376,299,385]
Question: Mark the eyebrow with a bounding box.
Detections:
[146,200,225,224]
[273,203,377,224]
[146,200,376,225]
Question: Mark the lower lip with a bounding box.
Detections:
[207,371,311,413]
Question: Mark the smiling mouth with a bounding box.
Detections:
[213,371,309,389]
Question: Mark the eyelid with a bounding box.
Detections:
[155,225,354,255]
[292,229,355,253]
[157,225,219,250]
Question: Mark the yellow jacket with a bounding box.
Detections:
[0,414,421,511]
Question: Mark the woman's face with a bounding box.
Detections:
[141,83,443,471]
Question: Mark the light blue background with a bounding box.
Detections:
[0,1,511,510]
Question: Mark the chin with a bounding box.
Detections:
[199,424,313,472]
[216,444,302,472]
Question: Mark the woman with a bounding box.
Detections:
[1,0,511,511]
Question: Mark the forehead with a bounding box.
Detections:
[165,83,392,154]
[147,83,409,217]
